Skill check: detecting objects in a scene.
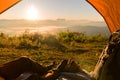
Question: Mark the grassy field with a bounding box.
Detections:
[0,31,109,72]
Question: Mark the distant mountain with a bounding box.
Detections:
[0,19,110,36]
[67,26,110,36]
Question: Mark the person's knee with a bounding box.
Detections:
[17,56,32,63]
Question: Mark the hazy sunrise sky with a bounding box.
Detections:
[0,0,104,21]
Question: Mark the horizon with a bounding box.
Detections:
[0,18,109,36]
[0,18,105,22]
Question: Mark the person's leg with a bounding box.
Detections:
[0,57,48,80]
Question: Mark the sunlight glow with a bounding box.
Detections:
[26,6,39,20]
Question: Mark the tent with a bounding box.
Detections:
[0,0,21,14]
[87,0,120,33]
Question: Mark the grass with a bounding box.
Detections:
[0,31,109,72]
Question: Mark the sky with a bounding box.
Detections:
[0,0,104,21]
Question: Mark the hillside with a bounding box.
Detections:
[0,31,108,72]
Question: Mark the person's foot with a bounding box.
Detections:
[46,62,56,71]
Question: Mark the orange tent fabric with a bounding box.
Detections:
[0,0,21,14]
[87,0,120,33]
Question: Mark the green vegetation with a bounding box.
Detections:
[0,31,109,72]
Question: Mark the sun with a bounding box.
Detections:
[26,6,39,20]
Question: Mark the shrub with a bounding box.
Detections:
[74,33,87,43]
[0,31,108,49]
[57,32,108,43]
[57,32,75,43]
[88,34,108,42]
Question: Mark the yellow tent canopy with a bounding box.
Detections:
[87,0,120,33]
[0,0,21,14]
